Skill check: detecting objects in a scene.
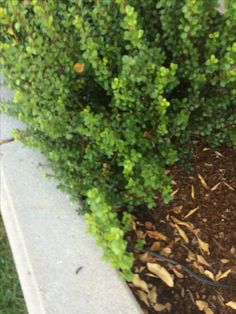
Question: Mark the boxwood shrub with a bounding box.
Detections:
[0,0,235,279]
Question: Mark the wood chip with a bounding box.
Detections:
[171,189,179,197]
[137,290,150,306]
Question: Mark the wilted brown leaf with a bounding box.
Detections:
[147,230,167,241]
[147,263,174,287]
[215,269,231,281]
[174,224,189,243]
[150,241,161,252]
[138,252,154,264]
[198,174,209,189]
[145,221,155,230]
[132,274,149,292]
[171,205,183,214]
[184,206,199,219]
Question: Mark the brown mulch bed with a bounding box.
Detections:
[126,139,236,314]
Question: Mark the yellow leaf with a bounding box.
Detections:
[174,224,189,243]
[184,206,199,219]
[137,290,150,306]
[171,189,179,197]
[215,269,231,281]
[196,300,214,313]
[196,254,210,267]
[226,301,236,310]
[152,303,168,312]
[191,185,195,199]
[172,267,184,279]
[198,174,209,189]
[215,151,223,157]
[204,270,215,281]
[147,263,174,287]
[73,63,85,73]
[148,286,157,304]
[211,182,221,191]
[221,258,230,264]
[196,300,209,310]
[132,274,149,292]
[204,308,214,314]
[197,236,210,255]
[171,216,196,233]
[223,181,235,191]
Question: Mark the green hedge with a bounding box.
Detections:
[0,0,235,279]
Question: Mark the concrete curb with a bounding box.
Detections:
[0,115,142,313]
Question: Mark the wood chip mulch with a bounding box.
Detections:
[126,139,236,314]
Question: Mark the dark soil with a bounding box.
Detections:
[127,139,236,314]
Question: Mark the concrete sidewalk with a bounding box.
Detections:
[0,90,142,314]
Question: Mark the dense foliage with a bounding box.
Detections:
[0,0,235,279]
